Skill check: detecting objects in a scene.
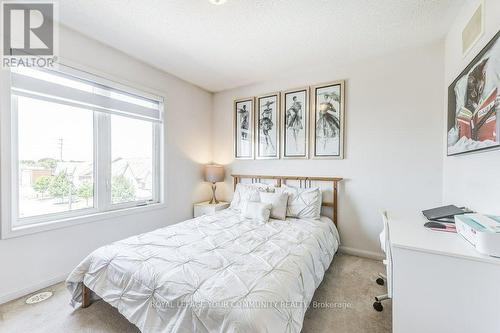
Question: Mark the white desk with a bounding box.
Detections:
[389,212,500,333]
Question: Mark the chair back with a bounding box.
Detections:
[380,211,392,298]
[379,211,387,252]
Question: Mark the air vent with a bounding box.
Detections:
[25,291,53,304]
[462,2,484,56]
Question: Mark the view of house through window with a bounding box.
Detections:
[11,66,163,228]
[18,97,94,219]
[111,115,154,204]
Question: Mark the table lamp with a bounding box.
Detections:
[204,164,225,204]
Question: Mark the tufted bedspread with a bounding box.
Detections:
[66,208,339,333]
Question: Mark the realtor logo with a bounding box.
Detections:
[3,2,54,55]
[2,1,57,68]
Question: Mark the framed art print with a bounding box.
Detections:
[310,80,345,159]
[281,87,308,159]
[256,92,280,159]
[234,97,254,159]
[447,30,500,156]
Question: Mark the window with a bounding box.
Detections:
[17,97,94,218]
[8,65,164,230]
[111,115,154,205]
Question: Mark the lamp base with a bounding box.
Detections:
[209,183,219,204]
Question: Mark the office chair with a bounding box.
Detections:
[373,210,392,312]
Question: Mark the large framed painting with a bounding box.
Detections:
[234,97,254,159]
[281,87,309,159]
[256,92,280,159]
[310,80,345,159]
[448,30,500,156]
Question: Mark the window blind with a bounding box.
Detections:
[11,66,163,122]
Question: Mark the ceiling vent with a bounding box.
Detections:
[462,1,484,56]
[25,291,53,304]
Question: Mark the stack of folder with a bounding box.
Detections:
[422,205,473,232]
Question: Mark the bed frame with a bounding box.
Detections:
[82,283,90,308]
[81,174,343,309]
[232,174,343,226]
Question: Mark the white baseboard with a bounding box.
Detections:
[339,245,384,261]
[0,273,68,305]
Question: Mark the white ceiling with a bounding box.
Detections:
[59,0,467,92]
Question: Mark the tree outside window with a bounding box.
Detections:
[32,176,51,199]
[112,175,136,203]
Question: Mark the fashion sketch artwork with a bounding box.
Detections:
[447,30,500,156]
[282,88,308,158]
[234,97,254,159]
[311,81,345,158]
[256,93,279,158]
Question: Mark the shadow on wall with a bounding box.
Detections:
[336,180,378,253]
[165,148,213,211]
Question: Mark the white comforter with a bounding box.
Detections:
[66,209,339,333]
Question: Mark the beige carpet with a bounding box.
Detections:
[0,254,391,333]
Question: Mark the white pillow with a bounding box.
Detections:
[230,183,275,211]
[277,185,322,219]
[259,192,288,220]
[241,201,272,222]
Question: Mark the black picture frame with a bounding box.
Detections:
[310,81,345,159]
[447,30,500,156]
[281,87,309,159]
[255,92,280,159]
[234,97,254,159]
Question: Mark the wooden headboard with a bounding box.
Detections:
[231,174,343,226]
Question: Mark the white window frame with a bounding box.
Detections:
[0,60,166,239]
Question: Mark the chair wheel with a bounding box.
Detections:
[376,277,385,286]
[373,301,383,312]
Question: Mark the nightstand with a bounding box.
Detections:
[193,201,230,217]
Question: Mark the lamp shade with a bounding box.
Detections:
[204,164,225,183]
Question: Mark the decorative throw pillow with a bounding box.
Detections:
[241,201,272,222]
[259,192,288,220]
[277,185,322,219]
[230,183,275,211]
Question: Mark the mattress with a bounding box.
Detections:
[66,208,340,333]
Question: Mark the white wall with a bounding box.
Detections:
[212,41,445,257]
[0,26,213,303]
[443,0,500,214]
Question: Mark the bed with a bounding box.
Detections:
[67,175,342,333]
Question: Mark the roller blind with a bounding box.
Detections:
[11,66,163,122]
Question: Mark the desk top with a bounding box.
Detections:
[388,211,500,265]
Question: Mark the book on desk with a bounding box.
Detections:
[422,205,472,233]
